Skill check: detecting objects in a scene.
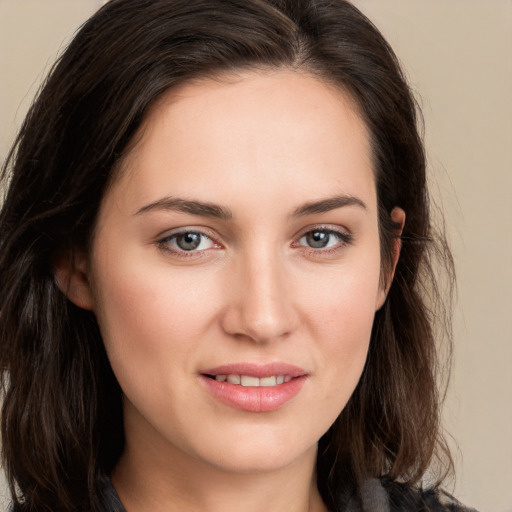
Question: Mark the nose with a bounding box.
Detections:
[220,249,298,343]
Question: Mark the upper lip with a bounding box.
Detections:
[200,362,307,378]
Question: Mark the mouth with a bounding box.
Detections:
[203,374,294,387]
[199,362,308,412]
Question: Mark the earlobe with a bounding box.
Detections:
[54,251,95,310]
[375,207,406,310]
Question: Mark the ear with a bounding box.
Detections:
[54,250,95,310]
[375,207,406,310]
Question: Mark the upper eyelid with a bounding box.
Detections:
[297,228,352,245]
[157,223,350,237]
[157,226,218,241]
[156,230,219,257]
[295,224,352,239]
[156,224,353,250]
[156,228,219,252]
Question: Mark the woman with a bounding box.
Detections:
[0,0,475,511]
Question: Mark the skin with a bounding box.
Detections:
[60,69,404,512]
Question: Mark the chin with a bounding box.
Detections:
[192,428,320,475]
[211,448,317,475]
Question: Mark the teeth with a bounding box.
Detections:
[259,376,277,386]
[227,374,241,385]
[215,374,291,387]
[241,375,260,387]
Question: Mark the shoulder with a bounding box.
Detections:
[382,479,479,512]
[97,472,127,512]
[8,474,128,512]
[345,478,479,512]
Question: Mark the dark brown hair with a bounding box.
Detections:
[0,1,454,510]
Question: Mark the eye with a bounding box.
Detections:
[159,230,216,253]
[297,228,352,250]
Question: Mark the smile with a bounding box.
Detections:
[200,363,308,412]
[207,374,293,386]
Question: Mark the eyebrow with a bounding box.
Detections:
[135,194,366,219]
[292,195,367,217]
[135,197,233,220]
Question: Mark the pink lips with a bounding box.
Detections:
[200,362,308,412]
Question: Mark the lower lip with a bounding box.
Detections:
[200,375,307,412]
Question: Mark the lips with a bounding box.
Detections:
[199,362,308,412]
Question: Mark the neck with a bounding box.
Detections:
[111,436,327,512]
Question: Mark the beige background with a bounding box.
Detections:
[1,1,511,511]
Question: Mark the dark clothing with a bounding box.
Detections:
[94,473,478,512]
[9,474,477,511]
[347,478,478,512]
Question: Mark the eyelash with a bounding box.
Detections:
[294,227,353,256]
[157,226,353,258]
[157,229,219,258]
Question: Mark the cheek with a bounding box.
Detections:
[299,259,380,403]
[90,252,221,382]
[302,260,381,338]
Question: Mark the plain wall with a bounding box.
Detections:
[1,1,511,511]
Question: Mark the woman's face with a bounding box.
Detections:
[83,70,390,474]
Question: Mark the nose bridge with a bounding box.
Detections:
[222,241,297,343]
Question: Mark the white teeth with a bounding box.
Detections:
[227,374,241,385]
[241,375,260,387]
[259,376,277,386]
[217,374,290,387]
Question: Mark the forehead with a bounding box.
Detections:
[107,69,376,216]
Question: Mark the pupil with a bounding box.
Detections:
[177,232,201,250]
[307,231,329,248]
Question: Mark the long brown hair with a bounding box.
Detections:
[0,1,454,510]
